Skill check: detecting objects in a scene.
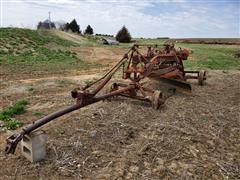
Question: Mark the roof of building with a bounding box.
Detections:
[102,38,119,44]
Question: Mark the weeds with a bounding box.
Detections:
[0,28,102,72]
[3,119,23,130]
[0,99,28,129]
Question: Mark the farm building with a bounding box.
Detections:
[37,19,56,29]
[102,38,119,45]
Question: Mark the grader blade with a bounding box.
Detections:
[159,78,192,91]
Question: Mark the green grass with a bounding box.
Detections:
[0,27,101,72]
[0,100,28,130]
[0,28,77,47]
[178,43,240,70]
[135,38,240,70]
[0,28,239,71]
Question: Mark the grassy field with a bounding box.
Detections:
[135,38,240,70]
[0,28,100,74]
[173,38,240,45]
[0,28,239,74]
[179,43,240,70]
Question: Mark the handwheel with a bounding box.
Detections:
[198,70,206,85]
[151,90,163,109]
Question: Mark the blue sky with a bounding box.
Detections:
[0,0,239,38]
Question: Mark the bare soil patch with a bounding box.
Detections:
[72,47,127,65]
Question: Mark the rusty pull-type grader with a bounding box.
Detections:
[5,43,206,154]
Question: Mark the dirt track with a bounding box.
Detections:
[0,69,239,179]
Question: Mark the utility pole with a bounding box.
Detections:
[48,11,51,29]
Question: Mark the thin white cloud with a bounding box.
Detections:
[1,0,239,38]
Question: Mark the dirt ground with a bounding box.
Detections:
[72,46,127,65]
[0,47,240,179]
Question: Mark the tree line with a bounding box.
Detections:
[37,19,132,42]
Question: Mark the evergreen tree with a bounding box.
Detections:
[84,25,94,35]
[69,19,80,33]
[115,26,131,43]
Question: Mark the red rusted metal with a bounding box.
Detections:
[122,43,206,87]
[4,46,157,154]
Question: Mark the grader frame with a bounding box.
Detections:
[5,43,206,154]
